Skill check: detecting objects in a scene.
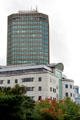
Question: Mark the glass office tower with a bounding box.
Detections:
[7,11,49,65]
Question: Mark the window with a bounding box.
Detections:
[38,96,42,100]
[38,77,42,82]
[7,80,10,84]
[70,93,72,97]
[65,84,68,88]
[0,80,4,84]
[53,88,56,93]
[70,85,72,89]
[65,92,68,97]
[38,86,42,91]
[50,87,52,92]
[15,79,18,83]
[22,78,34,82]
[26,87,34,91]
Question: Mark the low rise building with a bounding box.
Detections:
[62,76,75,101]
[0,63,75,101]
[0,63,63,101]
[74,86,80,104]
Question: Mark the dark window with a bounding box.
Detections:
[38,86,42,91]
[50,87,52,91]
[0,80,4,84]
[70,93,72,97]
[15,79,18,83]
[26,87,34,91]
[65,84,68,88]
[38,96,42,100]
[55,89,56,93]
[70,85,72,89]
[38,77,42,82]
[53,88,56,93]
[65,92,68,97]
[7,80,10,84]
[22,78,34,82]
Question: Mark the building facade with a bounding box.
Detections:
[0,64,64,101]
[74,86,79,97]
[74,86,80,104]
[7,11,49,65]
[0,63,75,101]
[62,76,75,101]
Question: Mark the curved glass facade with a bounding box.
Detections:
[7,11,49,65]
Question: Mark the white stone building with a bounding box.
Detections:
[0,63,75,101]
[0,64,62,101]
[62,76,75,101]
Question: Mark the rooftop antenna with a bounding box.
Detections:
[36,0,38,11]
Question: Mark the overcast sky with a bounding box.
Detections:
[0,0,80,86]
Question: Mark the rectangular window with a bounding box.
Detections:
[15,79,18,83]
[65,92,68,97]
[53,88,56,93]
[65,84,68,88]
[7,80,10,84]
[70,93,72,97]
[50,87,52,92]
[0,80,4,84]
[70,85,72,89]
[22,78,34,82]
[38,77,42,82]
[26,87,34,91]
[38,86,42,91]
[38,96,42,100]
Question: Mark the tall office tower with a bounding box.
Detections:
[7,11,49,65]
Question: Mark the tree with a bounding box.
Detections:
[0,84,26,95]
[58,97,80,120]
[33,98,64,120]
[0,85,35,120]
[0,95,26,120]
[23,96,35,120]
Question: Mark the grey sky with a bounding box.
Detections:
[0,0,80,86]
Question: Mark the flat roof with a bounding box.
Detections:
[0,64,52,73]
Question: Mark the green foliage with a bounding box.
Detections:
[0,95,26,120]
[0,85,35,120]
[33,98,80,120]
[0,84,26,95]
[23,96,35,120]
[0,85,80,120]
[33,99,64,120]
[58,97,80,120]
